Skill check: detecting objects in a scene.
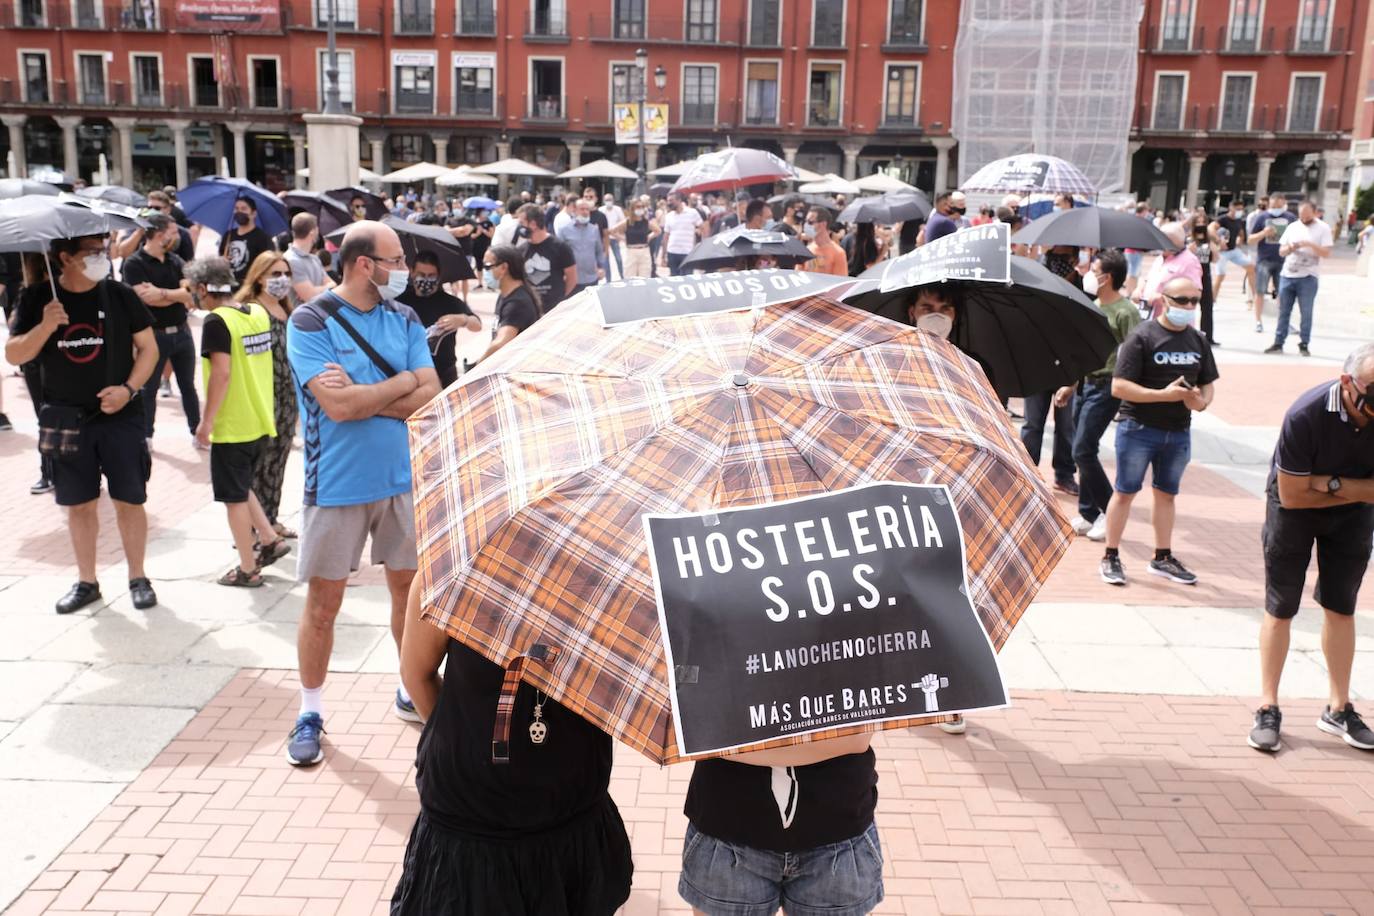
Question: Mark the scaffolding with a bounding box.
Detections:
[952,0,1142,195]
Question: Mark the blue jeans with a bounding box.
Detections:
[1020,389,1076,483]
[1256,257,1282,299]
[1071,381,1120,521]
[142,324,201,437]
[678,822,884,916]
[667,251,689,276]
[1274,274,1318,348]
[1113,417,1191,496]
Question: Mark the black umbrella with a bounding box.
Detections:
[1011,206,1179,251]
[0,195,141,298]
[842,243,1115,399]
[326,215,475,282]
[0,178,61,200]
[323,186,387,222]
[282,190,354,236]
[680,228,815,272]
[837,191,932,225]
[76,185,147,208]
[649,182,676,198]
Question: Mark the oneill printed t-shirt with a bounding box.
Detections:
[1113,317,1219,431]
[12,279,152,417]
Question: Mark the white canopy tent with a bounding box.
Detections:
[379,162,452,183]
[647,160,693,178]
[472,157,556,178]
[436,167,500,187]
[798,173,860,196]
[854,172,917,193]
[558,159,640,180]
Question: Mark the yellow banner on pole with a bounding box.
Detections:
[614,103,670,145]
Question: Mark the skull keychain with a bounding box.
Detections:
[528,690,548,745]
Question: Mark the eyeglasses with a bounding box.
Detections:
[1163,294,1202,306]
[369,253,407,267]
[482,261,502,270]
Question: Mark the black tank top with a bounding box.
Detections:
[624,220,650,245]
[416,639,613,838]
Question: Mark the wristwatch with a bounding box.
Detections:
[1327,476,1343,495]
[122,382,139,401]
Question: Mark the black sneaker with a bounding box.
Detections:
[0,412,12,431]
[29,476,53,495]
[1099,554,1126,586]
[1148,553,1197,585]
[56,581,102,615]
[1263,343,1283,354]
[1298,344,1311,357]
[1317,704,1374,750]
[129,577,157,610]
[1248,705,1282,752]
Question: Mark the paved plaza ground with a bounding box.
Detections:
[1,254,1372,914]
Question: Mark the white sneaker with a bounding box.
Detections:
[1255,321,1264,333]
[1070,515,1093,535]
[1086,514,1108,541]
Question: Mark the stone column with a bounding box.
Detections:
[932,137,956,193]
[166,119,192,190]
[494,140,512,198]
[432,134,449,169]
[304,113,362,190]
[367,131,387,176]
[1,114,27,177]
[290,131,306,187]
[1319,148,1350,217]
[227,122,250,180]
[55,116,82,180]
[110,117,137,188]
[1254,155,1275,198]
[781,144,800,165]
[566,139,584,171]
[1184,154,1206,208]
[839,142,862,181]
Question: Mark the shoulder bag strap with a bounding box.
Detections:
[319,292,397,378]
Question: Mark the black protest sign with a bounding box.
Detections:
[644,482,1008,757]
[596,269,850,326]
[878,222,1012,292]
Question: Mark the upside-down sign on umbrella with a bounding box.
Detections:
[407,268,1072,764]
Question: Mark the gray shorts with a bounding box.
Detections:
[297,492,417,582]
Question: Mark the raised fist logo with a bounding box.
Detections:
[919,673,950,712]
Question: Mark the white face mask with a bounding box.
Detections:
[265,276,292,299]
[81,253,110,281]
[916,312,953,339]
[1082,270,1099,297]
[376,268,409,299]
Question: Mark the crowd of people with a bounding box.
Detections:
[1,170,1371,916]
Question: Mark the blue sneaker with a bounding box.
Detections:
[394,688,421,723]
[286,712,325,766]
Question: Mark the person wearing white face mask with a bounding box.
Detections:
[284,220,442,766]
[4,233,161,615]
[1098,276,1218,589]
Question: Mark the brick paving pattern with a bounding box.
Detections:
[8,670,1374,916]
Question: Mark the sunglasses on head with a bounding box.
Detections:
[1164,294,1202,306]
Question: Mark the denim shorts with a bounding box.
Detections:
[1113,417,1191,496]
[1125,250,1143,277]
[678,822,883,916]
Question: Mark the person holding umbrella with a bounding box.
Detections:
[223,197,275,285]
[1099,276,1218,588]
[397,250,480,388]
[5,234,160,614]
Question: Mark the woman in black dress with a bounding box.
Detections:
[392,577,633,915]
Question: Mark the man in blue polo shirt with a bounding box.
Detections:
[284,221,440,766]
[1250,343,1374,754]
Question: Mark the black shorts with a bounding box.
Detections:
[52,409,150,507]
[1262,497,1374,618]
[210,437,266,503]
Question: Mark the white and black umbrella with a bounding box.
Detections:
[76,184,147,208]
[961,154,1096,198]
[0,178,61,200]
[679,228,815,272]
[0,195,142,297]
[670,148,797,195]
[1011,205,1179,251]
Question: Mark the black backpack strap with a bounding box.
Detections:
[319,292,397,378]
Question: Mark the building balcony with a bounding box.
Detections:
[524,93,568,124]
[524,9,569,40]
[288,4,384,33]
[1286,24,1347,54]
[1146,24,1207,54]
[1135,102,1342,136]
[0,2,172,30]
[882,26,927,53]
[587,14,743,45]
[455,7,496,35]
[1217,26,1277,54]
[394,9,434,34]
[0,78,300,117]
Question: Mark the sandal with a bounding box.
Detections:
[256,538,292,570]
[272,522,298,540]
[218,566,264,588]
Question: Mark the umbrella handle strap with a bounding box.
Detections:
[491,644,562,764]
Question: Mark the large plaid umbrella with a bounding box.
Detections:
[407,283,1071,764]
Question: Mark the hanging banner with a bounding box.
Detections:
[614,103,669,145]
[595,269,850,327]
[645,482,1009,758]
[175,0,282,31]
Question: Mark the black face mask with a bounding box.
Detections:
[234,212,250,227]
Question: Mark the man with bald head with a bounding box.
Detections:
[1098,276,1218,588]
[284,220,440,766]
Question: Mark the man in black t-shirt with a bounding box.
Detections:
[222,197,275,284]
[1099,277,1219,588]
[122,213,202,439]
[396,251,480,388]
[515,204,577,312]
[1249,343,1374,754]
[4,234,160,614]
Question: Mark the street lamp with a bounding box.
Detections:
[323,0,342,115]
[621,48,668,199]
